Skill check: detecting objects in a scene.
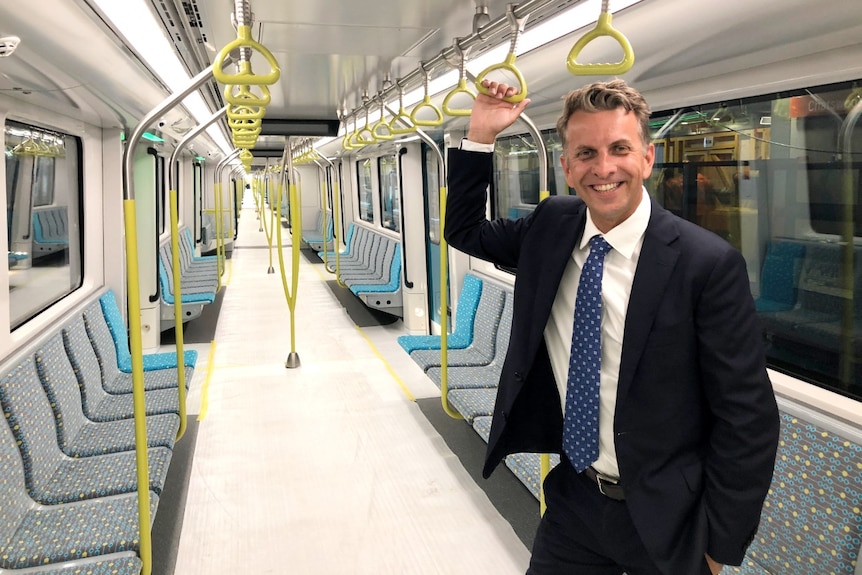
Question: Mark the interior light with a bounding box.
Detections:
[195,155,206,161]
[142,132,165,143]
[91,0,231,155]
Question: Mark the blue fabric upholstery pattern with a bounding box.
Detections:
[34,333,179,456]
[0,358,171,505]
[446,388,497,423]
[0,405,154,572]
[740,411,862,574]
[755,240,806,312]
[100,290,197,373]
[64,314,183,421]
[397,274,483,354]
[416,283,508,373]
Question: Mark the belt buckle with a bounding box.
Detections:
[594,469,619,497]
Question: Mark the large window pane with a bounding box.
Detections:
[356,158,374,223]
[6,120,83,329]
[378,155,400,232]
[648,82,862,399]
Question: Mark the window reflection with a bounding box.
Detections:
[378,155,400,232]
[356,158,374,223]
[5,120,82,329]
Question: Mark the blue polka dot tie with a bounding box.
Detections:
[563,235,612,473]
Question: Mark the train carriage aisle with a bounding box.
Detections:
[174,194,531,574]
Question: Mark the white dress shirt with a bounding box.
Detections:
[544,189,651,478]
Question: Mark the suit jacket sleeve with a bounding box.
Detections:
[445,148,530,268]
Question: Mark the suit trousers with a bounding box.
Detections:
[527,455,711,575]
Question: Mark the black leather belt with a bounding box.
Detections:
[583,467,625,501]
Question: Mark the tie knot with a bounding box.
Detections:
[589,235,611,257]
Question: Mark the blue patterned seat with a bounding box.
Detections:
[99,290,197,373]
[411,281,507,372]
[34,332,179,457]
[397,274,483,354]
[82,301,193,394]
[0,358,171,505]
[63,316,183,421]
[319,222,356,261]
[349,243,402,293]
[737,405,862,574]
[0,403,152,573]
[446,388,497,423]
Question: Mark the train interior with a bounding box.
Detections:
[1,0,862,573]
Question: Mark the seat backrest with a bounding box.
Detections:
[0,357,65,502]
[797,243,851,315]
[33,332,90,456]
[468,282,507,356]
[759,239,805,308]
[0,386,32,554]
[746,409,862,574]
[99,290,133,373]
[78,302,120,398]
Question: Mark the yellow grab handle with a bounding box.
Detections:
[442,78,476,117]
[410,95,444,127]
[474,52,528,103]
[342,131,355,151]
[372,117,393,141]
[567,12,635,76]
[354,126,376,146]
[227,105,266,121]
[225,82,272,108]
[389,107,416,135]
[228,117,262,131]
[212,25,281,86]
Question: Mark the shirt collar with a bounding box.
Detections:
[579,187,652,259]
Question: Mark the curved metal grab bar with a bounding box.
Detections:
[566,0,635,76]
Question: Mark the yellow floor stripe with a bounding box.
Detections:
[353,324,415,402]
[197,340,217,421]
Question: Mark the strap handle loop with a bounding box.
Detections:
[475,5,528,103]
[213,25,281,86]
[566,2,634,76]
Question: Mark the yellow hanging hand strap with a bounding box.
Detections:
[567,1,635,76]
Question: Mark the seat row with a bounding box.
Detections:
[0,288,194,574]
[318,223,402,316]
[301,209,334,252]
[401,271,862,574]
[157,225,220,330]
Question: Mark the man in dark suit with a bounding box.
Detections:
[445,79,779,575]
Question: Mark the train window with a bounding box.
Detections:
[5,120,83,330]
[378,155,400,232]
[494,134,540,220]
[193,162,202,242]
[356,158,374,223]
[649,80,862,400]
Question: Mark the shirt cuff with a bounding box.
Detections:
[459,138,495,153]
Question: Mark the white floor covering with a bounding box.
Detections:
[171,199,531,574]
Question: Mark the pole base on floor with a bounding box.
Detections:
[285,352,301,369]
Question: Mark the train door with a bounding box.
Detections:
[422,142,445,333]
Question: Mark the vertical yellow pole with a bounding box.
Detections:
[539,453,550,515]
[169,190,188,440]
[123,199,152,575]
[439,185,462,419]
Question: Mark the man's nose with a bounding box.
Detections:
[591,151,616,178]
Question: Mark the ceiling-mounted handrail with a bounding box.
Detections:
[410,62,445,127]
[363,0,557,116]
[566,0,634,76]
[442,38,476,117]
[474,4,529,104]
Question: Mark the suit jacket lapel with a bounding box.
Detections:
[617,203,681,403]
[526,210,585,357]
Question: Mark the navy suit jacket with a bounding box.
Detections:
[444,148,779,573]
